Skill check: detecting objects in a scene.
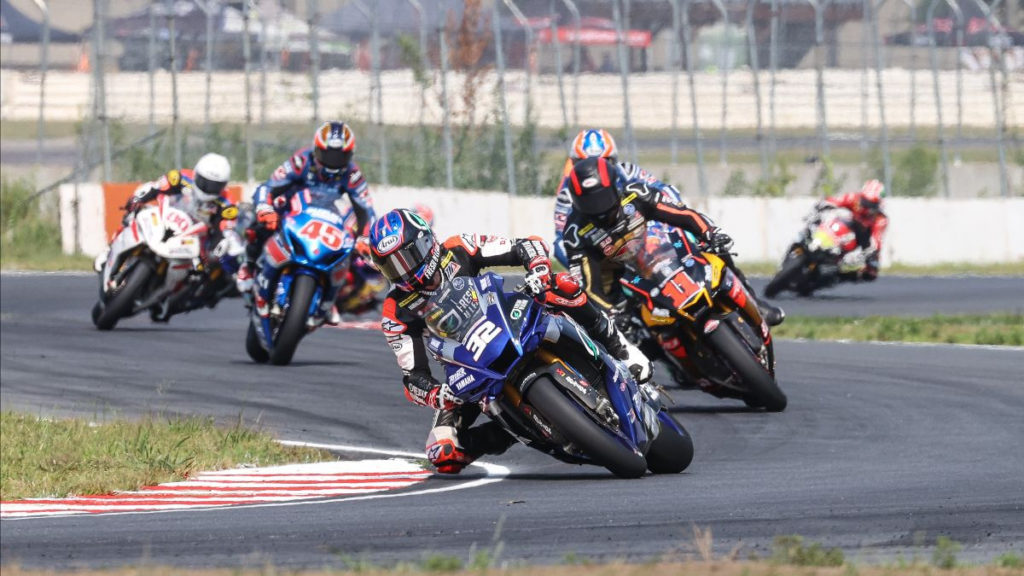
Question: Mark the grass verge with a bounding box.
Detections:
[774,313,1024,346]
[0,412,331,500]
[0,176,96,271]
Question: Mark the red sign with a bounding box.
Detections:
[536,27,652,48]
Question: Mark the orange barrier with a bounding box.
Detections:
[102,183,244,241]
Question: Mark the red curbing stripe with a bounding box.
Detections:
[140,484,415,492]
[196,471,430,477]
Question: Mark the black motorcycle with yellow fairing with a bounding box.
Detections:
[619,223,787,411]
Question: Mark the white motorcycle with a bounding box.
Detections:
[91,195,241,330]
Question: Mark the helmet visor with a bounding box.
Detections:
[577,184,620,217]
[377,233,437,285]
[194,173,227,199]
[315,147,352,172]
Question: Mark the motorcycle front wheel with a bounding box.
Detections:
[269,274,317,366]
[93,263,152,331]
[246,320,270,364]
[763,252,806,298]
[706,326,787,412]
[645,413,694,474]
[525,375,648,479]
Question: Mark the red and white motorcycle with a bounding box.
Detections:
[763,207,867,298]
[91,194,240,330]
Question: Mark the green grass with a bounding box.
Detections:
[774,313,1024,346]
[0,412,332,500]
[0,176,96,270]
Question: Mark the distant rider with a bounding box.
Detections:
[120,153,242,319]
[811,179,888,281]
[561,156,785,327]
[368,208,653,474]
[552,129,684,267]
[236,121,376,324]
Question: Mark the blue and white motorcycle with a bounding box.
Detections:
[424,273,694,478]
[246,190,355,365]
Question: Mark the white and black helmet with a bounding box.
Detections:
[192,153,231,201]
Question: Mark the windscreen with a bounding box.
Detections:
[423,276,488,341]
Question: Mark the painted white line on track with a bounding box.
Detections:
[779,337,1023,352]
[0,443,509,522]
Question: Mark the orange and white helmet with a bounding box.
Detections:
[312,121,356,174]
[569,129,618,162]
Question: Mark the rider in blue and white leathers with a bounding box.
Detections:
[237,121,376,324]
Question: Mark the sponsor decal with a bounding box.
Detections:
[449,367,476,391]
[703,319,720,334]
[510,299,529,320]
[582,177,599,188]
[376,234,400,254]
[623,204,636,216]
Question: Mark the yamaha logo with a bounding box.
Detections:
[376,235,400,254]
[582,177,599,188]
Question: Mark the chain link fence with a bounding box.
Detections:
[1,0,1021,198]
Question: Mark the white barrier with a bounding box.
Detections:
[60,182,1024,265]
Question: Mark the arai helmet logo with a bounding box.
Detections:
[582,177,599,188]
[376,235,400,254]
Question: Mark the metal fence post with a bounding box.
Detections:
[746,0,768,179]
[860,0,870,160]
[259,7,267,127]
[869,0,892,194]
[560,0,581,127]
[148,1,156,136]
[682,0,708,197]
[926,0,955,197]
[494,5,517,197]
[309,0,320,123]
[806,0,833,160]
[550,0,568,131]
[243,0,254,182]
[769,0,779,159]
[709,0,729,166]
[670,0,681,164]
[502,0,535,134]
[195,0,216,131]
[438,22,454,190]
[971,0,1010,197]
[166,0,181,168]
[33,0,49,170]
[901,0,917,142]
[94,0,112,180]
[372,2,387,184]
[612,0,637,159]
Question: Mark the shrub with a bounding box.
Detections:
[0,177,62,262]
[772,534,845,567]
[870,144,938,197]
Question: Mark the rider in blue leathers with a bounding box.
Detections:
[237,121,376,325]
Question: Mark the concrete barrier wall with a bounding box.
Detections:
[61,182,1024,266]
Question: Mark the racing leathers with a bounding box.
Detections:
[118,169,244,318]
[553,161,682,267]
[242,148,376,321]
[380,234,651,474]
[812,192,888,281]
[123,169,242,272]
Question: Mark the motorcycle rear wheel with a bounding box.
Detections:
[93,263,152,331]
[645,413,694,474]
[246,320,270,364]
[269,274,317,366]
[763,252,806,298]
[707,327,787,412]
[525,375,648,479]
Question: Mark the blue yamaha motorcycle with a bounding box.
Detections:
[424,273,694,478]
[246,190,355,365]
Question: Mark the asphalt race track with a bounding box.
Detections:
[1,273,1022,570]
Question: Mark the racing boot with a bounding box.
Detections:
[426,408,515,474]
[587,313,654,383]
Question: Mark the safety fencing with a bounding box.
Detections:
[60,182,1024,265]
